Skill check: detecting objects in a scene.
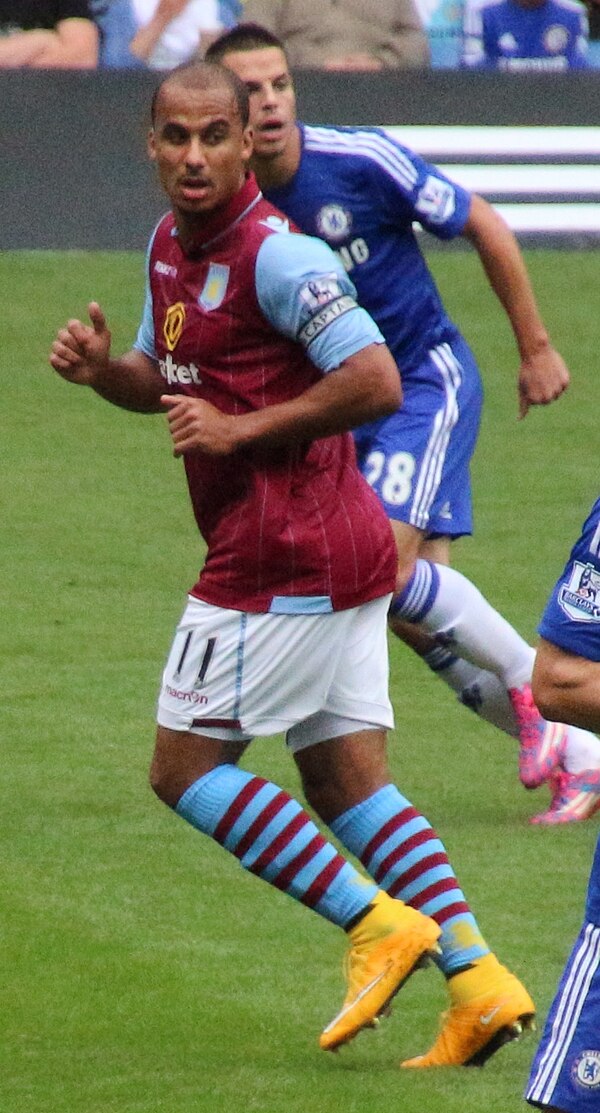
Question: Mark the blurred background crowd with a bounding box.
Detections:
[0,0,598,72]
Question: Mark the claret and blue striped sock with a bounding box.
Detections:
[176,764,378,928]
[330,783,489,975]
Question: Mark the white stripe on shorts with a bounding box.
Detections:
[410,342,462,531]
[527,922,600,1105]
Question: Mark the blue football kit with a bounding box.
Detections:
[526,497,600,1111]
[462,0,589,71]
[264,123,484,539]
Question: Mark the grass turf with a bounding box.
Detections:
[2,248,598,1112]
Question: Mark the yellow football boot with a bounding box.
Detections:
[401,953,535,1068]
[320,892,441,1052]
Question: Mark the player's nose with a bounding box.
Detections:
[185,135,207,166]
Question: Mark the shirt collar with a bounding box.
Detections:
[176,172,263,255]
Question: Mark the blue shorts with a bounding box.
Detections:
[353,334,483,538]
[526,918,600,1111]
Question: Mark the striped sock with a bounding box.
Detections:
[176,764,378,927]
[390,559,441,623]
[390,559,535,687]
[330,784,489,974]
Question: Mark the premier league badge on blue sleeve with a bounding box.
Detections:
[558,561,600,622]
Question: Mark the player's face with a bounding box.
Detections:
[219,47,297,161]
[149,82,253,217]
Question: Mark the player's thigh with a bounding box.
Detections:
[420,534,451,565]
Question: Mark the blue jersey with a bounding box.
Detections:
[265,125,472,383]
[526,496,600,1111]
[539,497,600,663]
[463,0,589,70]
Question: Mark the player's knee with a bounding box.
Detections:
[394,555,418,596]
[148,749,194,809]
[531,679,565,723]
[298,766,324,812]
[149,753,176,807]
[532,659,571,722]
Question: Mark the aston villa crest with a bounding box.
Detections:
[198,263,230,311]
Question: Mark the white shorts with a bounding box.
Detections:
[157,594,394,751]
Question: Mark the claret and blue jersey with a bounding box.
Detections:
[133,174,396,613]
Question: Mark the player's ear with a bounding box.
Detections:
[148,127,157,161]
[241,124,253,164]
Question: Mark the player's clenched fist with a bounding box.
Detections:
[50,301,111,386]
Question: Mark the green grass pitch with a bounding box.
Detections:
[2,248,599,1113]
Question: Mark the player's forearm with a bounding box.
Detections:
[533,638,600,734]
[463,196,550,360]
[90,355,166,413]
[235,344,401,448]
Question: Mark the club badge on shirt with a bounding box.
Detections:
[198,263,230,311]
[544,25,570,53]
[316,204,353,243]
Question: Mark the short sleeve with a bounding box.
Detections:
[538,498,600,662]
[133,231,158,359]
[255,230,384,372]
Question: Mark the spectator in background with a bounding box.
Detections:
[92,0,141,66]
[241,0,430,69]
[0,0,99,67]
[462,0,590,69]
[93,0,241,69]
[415,0,465,66]
[586,0,600,63]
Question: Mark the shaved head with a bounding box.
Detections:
[151,61,250,128]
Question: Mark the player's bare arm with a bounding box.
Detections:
[533,638,600,735]
[462,194,570,418]
[50,301,165,412]
[162,342,401,457]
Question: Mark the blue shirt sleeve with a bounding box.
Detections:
[133,230,158,359]
[255,230,385,372]
[367,131,472,240]
[539,497,600,662]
